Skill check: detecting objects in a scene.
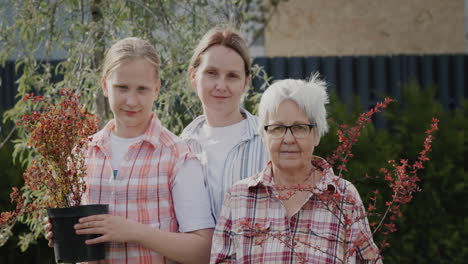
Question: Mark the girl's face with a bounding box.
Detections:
[191,45,250,121]
[102,58,160,138]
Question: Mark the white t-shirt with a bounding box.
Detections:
[195,120,246,192]
[110,133,144,177]
[109,133,213,232]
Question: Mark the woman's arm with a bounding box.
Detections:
[136,224,213,264]
[75,214,213,264]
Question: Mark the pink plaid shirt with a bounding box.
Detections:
[84,114,196,263]
[211,157,382,264]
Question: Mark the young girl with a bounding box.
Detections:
[181,27,269,220]
[46,37,214,263]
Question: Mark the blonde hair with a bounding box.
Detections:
[258,74,330,137]
[189,26,251,77]
[101,37,160,79]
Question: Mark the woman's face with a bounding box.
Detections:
[263,99,320,172]
[191,45,250,119]
[102,58,160,138]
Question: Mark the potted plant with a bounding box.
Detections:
[0,89,107,263]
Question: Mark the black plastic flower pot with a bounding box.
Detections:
[47,204,109,263]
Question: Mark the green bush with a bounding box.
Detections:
[315,83,467,263]
[0,122,54,263]
[382,85,467,263]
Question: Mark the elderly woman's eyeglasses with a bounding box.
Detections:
[264,124,316,138]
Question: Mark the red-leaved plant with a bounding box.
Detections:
[239,98,439,263]
[0,89,99,240]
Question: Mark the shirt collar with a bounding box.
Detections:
[180,108,260,141]
[249,156,341,195]
[89,113,162,149]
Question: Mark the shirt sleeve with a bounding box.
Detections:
[210,190,236,263]
[172,158,215,232]
[346,184,383,264]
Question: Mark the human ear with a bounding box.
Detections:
[101,76,109,97]
[189,67,197,91]
[314,133,321,147]
[153,79,161,101]
[242,75,252,94]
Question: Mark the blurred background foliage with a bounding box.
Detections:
[316,83,467,263]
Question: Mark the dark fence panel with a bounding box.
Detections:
[356,56,371,108]
[253,54,467,111]
[0,60,63,113]
[1,55,466,113]
[0,60,17,111]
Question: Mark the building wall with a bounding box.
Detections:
[465,0,468,52]
[265,0,466,56]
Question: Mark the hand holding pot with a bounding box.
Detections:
[43,217,54,248]
[45,216,108,264]
[75,214,140,245]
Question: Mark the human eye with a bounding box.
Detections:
[228,72,240,79]
[267,125,285,136]
[115,85,128,91]
[205,69,217,76]
[138,86,148,92]
[291,125,310,136]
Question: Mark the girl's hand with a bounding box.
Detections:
[43,217,54,248]
[46,216,109,263]
[74,214,140,245]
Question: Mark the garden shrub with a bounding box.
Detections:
[315,83,466,263]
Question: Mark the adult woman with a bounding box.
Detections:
[46,37,214,263]
[211,77,381,263]
[180,27,269,220]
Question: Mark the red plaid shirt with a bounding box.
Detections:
[84,114,196,263]
[211,157,382,264]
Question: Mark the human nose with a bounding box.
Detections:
[125,91,138,106]
[214,77,227,91]
[282,127,295,143]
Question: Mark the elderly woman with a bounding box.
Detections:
[210,76,381,263]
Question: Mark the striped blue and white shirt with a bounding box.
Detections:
[180,108,269,221]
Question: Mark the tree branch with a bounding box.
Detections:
[0,125,16,150]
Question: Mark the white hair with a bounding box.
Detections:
[258,73,329,137]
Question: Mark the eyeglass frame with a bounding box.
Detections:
[263,123,317,138]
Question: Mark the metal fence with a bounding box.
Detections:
[252,54,466,111]
[1,54,466,112]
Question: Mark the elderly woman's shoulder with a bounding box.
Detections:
[228,173,264,195]
[328,175,366,200]
[314,158,363,197]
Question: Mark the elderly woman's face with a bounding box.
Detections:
[264,99,320,171]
